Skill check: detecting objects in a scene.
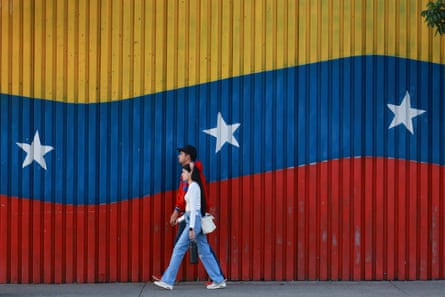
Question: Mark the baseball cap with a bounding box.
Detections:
[176,144,197,161]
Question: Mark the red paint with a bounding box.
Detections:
[0,157,444,283]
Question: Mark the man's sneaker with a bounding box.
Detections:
[151,275,161,281]
[153,280,173,290]
[206,280,226,289]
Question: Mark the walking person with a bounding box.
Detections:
[153,164,227,290]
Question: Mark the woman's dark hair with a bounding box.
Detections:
[183,164,192,173]
[183,164,207,216]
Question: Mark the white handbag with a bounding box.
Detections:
[201,213,216,234]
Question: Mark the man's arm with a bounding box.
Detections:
[170,208,180,226]
[171,180,186,226]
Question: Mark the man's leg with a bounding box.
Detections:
[174,220,186,245]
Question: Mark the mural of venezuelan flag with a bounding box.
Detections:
[0,0,444,283]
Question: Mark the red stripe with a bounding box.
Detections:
[386,159,395,280]
[284,170,295,280]
[340,159,349,280]
[296,167,306,280]
[319,164,328,280]
[375,160,384,280]
[0,157,444,283]
[241,172,253,279]
[330,162,338,280]
[431,166,440,278]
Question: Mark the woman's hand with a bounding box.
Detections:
[189,229,195,240]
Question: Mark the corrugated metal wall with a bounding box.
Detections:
[0,0,444,283]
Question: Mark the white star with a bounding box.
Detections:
[16,130,54,170]
[387,91,426,134]
[203,112,241,153]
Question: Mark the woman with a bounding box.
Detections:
[153,164,226,290]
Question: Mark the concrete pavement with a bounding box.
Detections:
[1,281,445,297]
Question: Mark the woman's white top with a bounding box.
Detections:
[184,181,201,229]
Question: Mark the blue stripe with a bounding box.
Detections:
[0,56,444,205]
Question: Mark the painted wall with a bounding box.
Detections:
[0,0,444,283]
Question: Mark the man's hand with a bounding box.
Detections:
[170,211,178,226]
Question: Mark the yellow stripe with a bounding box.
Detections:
[2,0,444,103]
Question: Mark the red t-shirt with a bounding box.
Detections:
[175,160,209,213]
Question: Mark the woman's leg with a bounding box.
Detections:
[195,232,225,284]
[161,226,190,286]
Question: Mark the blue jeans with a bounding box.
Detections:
[175,216,225,279]
[162,213,225,286]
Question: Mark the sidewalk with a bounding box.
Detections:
[1,280,445,297]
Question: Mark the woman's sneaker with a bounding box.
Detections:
[206,280,226,289]
[153,280,173,290]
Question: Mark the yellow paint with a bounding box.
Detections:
[1,0,443,103]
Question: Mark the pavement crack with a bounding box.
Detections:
[138,282,148,297]
[389,281,412,296]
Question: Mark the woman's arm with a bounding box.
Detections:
[188,182,201,230]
